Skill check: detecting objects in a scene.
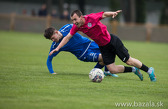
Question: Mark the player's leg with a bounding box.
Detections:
[97,54,118,77]
[104,55,143,81]
[115,35,156,82]
[106,63,124,73]
[126,57,156,82]
[126,57,142,68]
[99,44,132,74]
[100,34,143,81]
[114,45,143,81]
[104,66,118,77]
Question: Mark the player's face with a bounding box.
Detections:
[71,13,83,27]
[50,31,59,42]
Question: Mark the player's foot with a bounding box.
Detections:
[104,71,118,77]
[148,67,156,82]
[133,67,143,81]
[52,72,57,74]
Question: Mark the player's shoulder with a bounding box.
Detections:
[63,24,73,28]
[87,11,104,18]
[59,24,73,32]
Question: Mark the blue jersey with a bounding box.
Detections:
[47,24,100,73]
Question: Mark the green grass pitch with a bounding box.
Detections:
[0,30,168,109]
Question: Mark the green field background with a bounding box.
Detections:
[0,30,168,109]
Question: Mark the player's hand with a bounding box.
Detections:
[49,48,58,56]
[112,10,122,18]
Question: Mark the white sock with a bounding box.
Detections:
[132,67,136,72]
[104,71,110,73]
[147,68,152,74]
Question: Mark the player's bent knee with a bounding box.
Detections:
[126,61,132,65]
[126,57,134,66]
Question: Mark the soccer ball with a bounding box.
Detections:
[89,68,104,82]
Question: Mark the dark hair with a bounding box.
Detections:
[71,10,83,17]
[44,27,55,39]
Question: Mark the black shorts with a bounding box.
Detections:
[99,34,130,65]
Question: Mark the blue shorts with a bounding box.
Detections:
[78,41,100,62]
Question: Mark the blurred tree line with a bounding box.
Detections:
[109,0,168,24]
[110,0,146,23]
[1,0,167,24]
[47,0,167,24]
[160,0,168,24]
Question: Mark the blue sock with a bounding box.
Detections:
[105,66,109,71]
[94,62,104,69]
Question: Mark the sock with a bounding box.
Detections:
[104,66,110,73]
[124,66,132,73]
[147,68,152,74]
[132,67,136,72]
[104,66,108,71]
[94,62,104,69]
[140,64,149,73]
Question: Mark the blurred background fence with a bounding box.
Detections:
[0,0,168,43]
[0,13,71,33]
[0,13,167,43]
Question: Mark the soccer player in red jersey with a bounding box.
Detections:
[49,10,156,82]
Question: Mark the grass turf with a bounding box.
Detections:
[0,30,168,109]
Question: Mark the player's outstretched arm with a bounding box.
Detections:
[47,55,57,74]
[49,33,73,56]
[102,10,122,19]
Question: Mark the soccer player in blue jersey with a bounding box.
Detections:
[44,24,118,77]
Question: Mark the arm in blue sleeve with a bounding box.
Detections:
[46,50,60,74]
[47,55,54,73]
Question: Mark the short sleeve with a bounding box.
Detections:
[70,24,78,36]
[59,24,72,37]
[88,11,104,21]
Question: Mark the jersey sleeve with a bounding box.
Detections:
[70,24,78,36]
[47,56,54,73]
[59,24,72,37]
[46,43,60,74]
[89,11,104,21]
